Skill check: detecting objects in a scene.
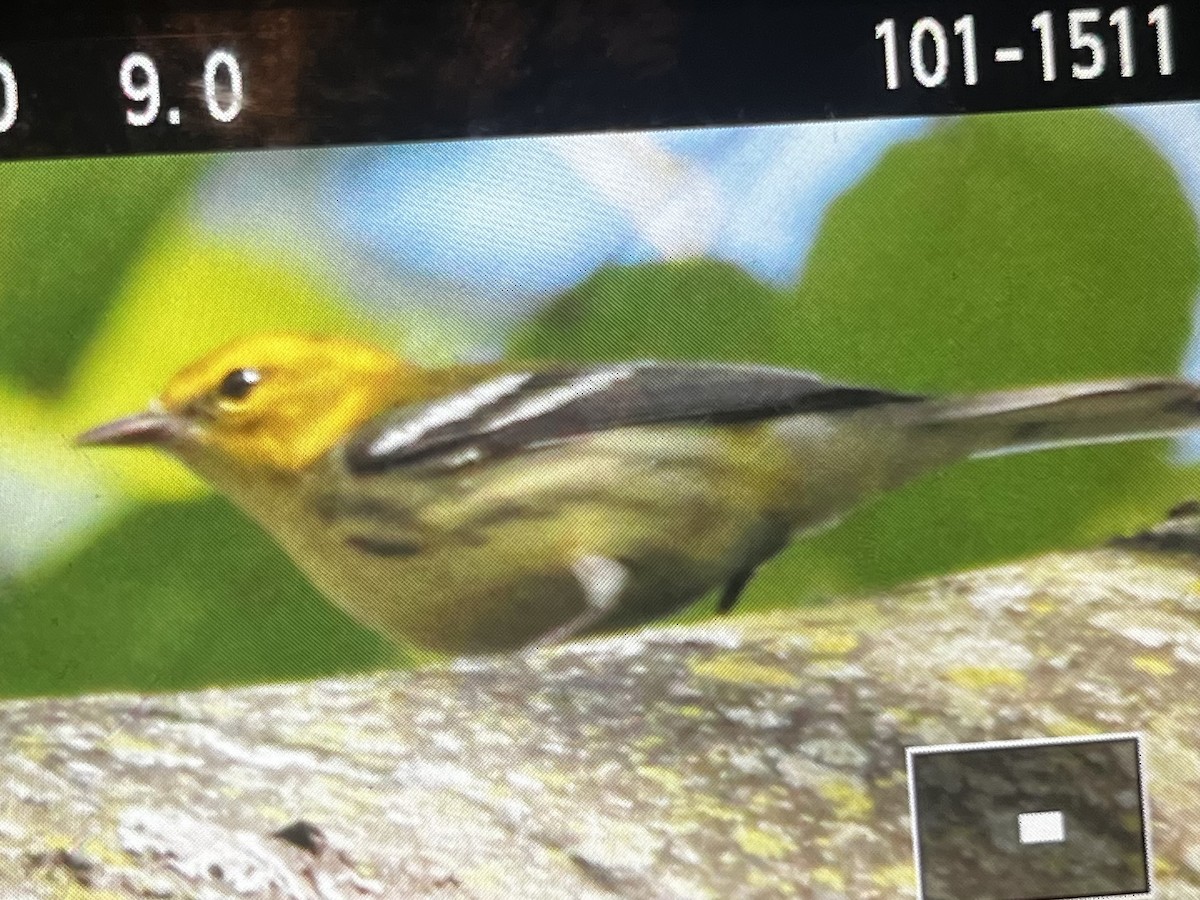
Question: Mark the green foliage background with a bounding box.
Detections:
[1,108,1198,698]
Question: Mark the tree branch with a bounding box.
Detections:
[4,511,1200,898]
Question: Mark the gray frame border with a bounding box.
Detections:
[905,731,1153,900]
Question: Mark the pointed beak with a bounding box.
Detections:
[75,411,181,448]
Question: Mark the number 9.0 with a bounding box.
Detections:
[120,49,243,127]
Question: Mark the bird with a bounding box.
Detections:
[76,332,1200,655]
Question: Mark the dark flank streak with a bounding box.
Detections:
[465,502,547,530]
[313,494,419,527]
[451,491,680,548]
[345,535,423,557]
[310,494,340,522]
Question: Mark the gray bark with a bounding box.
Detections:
[4,512,1200,898]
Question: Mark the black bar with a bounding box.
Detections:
[0,0,1196,160]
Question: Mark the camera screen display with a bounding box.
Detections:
[0,4,1195,899]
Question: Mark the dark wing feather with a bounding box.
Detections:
[344,362,924,475]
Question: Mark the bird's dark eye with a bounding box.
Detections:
[217,367,262,401]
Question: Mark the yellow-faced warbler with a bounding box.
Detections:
[77,333,1200,654]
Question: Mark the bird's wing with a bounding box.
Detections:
[343,361,924,474]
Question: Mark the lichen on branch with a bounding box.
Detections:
[4,514,1200,898]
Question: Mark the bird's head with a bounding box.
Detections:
[77,333,413,481]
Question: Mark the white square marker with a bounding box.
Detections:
[1018,810,1066,845]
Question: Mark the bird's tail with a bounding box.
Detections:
[907,378,1200,459]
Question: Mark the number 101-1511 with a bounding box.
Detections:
[875,5,1175,89]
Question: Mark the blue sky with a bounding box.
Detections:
[196,116,931,324]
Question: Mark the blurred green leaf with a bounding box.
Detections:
[759,109,1200,597]
[0,156,205,397]
[511,260,782,362]
[0,497,397,699]
[780,109,1198,388]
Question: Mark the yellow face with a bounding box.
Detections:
[79,333,410,474]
